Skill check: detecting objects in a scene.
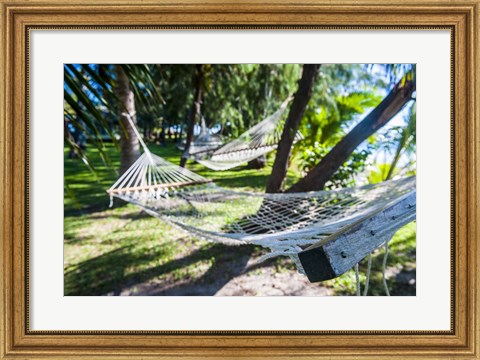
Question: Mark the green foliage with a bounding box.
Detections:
[300,90,382,149]
[366,102,416,183]
[289,64,385,186]
[300,142,373,189]
[367,163,393,184]
[200,64,301,138]
[64,64,162,170]
[64,63,416,194]
[154,64,194,127]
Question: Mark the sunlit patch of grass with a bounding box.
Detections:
[64,204,205,295]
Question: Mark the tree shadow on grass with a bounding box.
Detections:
[388,268,416,296]
[82,208,153,221]
[65,244,165,296]
[143,247,281,296]
[64,199,128,218]
[64,242,263,296]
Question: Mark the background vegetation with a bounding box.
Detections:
[64,64,416,296]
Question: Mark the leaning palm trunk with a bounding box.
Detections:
[115,65,140,175]
[287,73,415,193]
[266,64,320,193]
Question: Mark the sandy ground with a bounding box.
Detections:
[120,258,333,296]
[68,209,415,297]
[115,251,415,296]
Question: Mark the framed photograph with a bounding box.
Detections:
[1,0,479,358]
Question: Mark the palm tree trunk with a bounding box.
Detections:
[180,64,204,168]
[115,65,140,175]
[287,76,415,193]
[265,64,320,193]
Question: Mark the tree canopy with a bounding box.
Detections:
[64,63,416,192]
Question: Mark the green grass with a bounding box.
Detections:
[64,142,292,295]
[64,142,416,296]
[64,143,301,213]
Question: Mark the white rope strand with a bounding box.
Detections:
[122,112,154,162]
[355,263,361,296]
[382,240,391,296]
[363,253,373,296]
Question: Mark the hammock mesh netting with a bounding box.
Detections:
[187,98,303,170]
[108,151,416,275]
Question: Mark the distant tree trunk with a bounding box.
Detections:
[287,76,416,193]
[115,65,140,175]
[265,64,320,193]
[180,64,204,168]
[160,120,166,145]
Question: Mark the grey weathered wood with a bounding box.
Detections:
[298,191,416,283]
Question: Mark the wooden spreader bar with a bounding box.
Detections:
[107,179,213,195]
[298,191,416,283]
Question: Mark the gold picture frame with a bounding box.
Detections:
[1,0,479,358]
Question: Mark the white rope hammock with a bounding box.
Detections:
[108,113,416,294]
[108,155,415,270]
[186,97,303,170]
[177,116,223,156]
